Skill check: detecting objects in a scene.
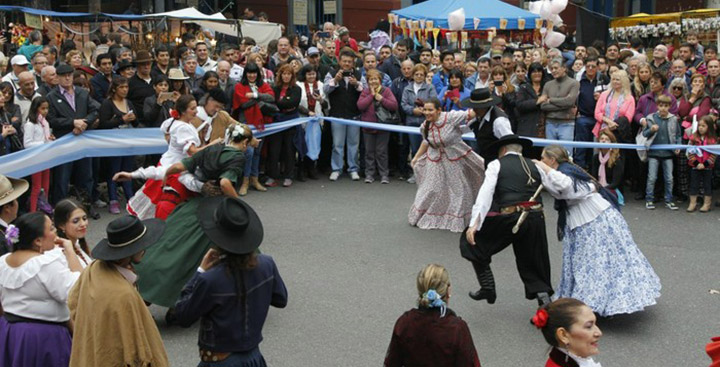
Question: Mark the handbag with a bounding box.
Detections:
[258,101,279,116]
[635,116,657,163]
[374,101,400,124]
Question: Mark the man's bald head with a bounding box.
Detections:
[18,72,36,96]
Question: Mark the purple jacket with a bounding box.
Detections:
[357,86,398,131]
[633,90,678,125]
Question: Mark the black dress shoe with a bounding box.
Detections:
[536,292,551,308]
[468,289,497,304]
[88,205,101,220]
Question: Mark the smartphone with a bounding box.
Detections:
[342,70,353,77]
[317,32,331,38]
[313,88,320,96]
[251,45,262,53]
[158,92,174,101]
[493,80,504,87]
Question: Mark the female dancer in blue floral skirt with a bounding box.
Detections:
[534,145,661,317]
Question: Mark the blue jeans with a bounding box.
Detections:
[331,120,360,173]
[52,158,93,205]
[545,119,575,156]
[107,156,135,201]
[407,121,423,157]
[243,139,263,177]
[574,116,596,169]
[646,157,674,203]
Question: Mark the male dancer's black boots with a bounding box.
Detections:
[469,263,497,304]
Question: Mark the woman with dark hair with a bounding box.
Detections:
[408,98,485,232]
[384,264,481,366]
[297,64,327,180]
[233,62,275,193]
[536,145,660,316]
[677,73,712,202]
[0,83,23,155]
[98,76,137,214]
[531,298,603,367]
[168,68,191,96]
[144,75,177,128]
[0,212,82,366]
[267,64,301,187]
[514,62,547,157]
[192,70,220,102]
[53,198,92,268]
[174,197,288,367]
[437,69,470,112]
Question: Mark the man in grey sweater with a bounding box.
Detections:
[539,58,580,149]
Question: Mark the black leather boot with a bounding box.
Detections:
[469,263,497,304]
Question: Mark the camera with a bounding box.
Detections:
[493,80,504,87]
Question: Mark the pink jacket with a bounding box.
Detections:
[357,86,398,133]
[593,89,636,137]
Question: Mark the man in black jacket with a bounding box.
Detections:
[323,50,363,181]
[128,50,155,127]
[575,56,608,170]
[47,64,99,207]
[389,59,414,179]
[378,40,409,82]
[90,53,114,104]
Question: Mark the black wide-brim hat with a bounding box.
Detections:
[460,88,502,109]
[92,216,165,261]
[483,134,534,158]
[198,197,264,255]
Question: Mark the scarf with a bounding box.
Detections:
[597,150,610,186]
[554,162,620,240]
[604,89,625,121]
[304,81,318,113]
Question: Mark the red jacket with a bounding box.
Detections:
[232,82,275,130]
[688,135,717,168]
[335,38,358,58]
[384,308,481,367]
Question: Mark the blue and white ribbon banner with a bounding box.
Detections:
[1,116,719,178]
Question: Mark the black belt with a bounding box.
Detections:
[4,312,68,326]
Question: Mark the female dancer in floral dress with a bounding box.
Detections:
[409,98,485,232]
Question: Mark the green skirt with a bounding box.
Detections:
[135,198,212,307]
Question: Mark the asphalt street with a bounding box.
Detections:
[84,178,720,366]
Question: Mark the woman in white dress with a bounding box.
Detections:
[53,198,92,268]
[534,145,661,317]
[117,94,218,220]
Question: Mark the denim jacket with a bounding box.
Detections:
[174,254,288,352]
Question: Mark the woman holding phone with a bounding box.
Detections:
[144,75,178,128]
[99,76,137,214]
[297,64,327,180]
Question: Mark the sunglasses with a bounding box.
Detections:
[672,86,683,90]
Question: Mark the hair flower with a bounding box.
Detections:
[532,308,549,329]
[5,224,19,250]
[169,109,180,119]
[423,289,447,317]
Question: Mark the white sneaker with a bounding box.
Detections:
[329,171,340,181]
[93,199,108,208]
[350,172,360,181]
[406,175,416,184]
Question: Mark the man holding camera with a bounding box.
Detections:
[324,50,363,181]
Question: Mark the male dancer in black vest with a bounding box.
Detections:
[459,135,553,308]
[460,88,513,161]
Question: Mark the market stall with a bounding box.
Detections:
[609,8,720,43]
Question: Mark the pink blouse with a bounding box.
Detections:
[593,89,636,137]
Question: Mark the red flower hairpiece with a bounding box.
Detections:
[169,109,180,119]
[532,308,549,329]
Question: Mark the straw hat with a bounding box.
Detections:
[0,175,29,207]
[168,68,189,80]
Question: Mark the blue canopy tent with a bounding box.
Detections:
[391,0,540,30]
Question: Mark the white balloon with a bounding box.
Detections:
[549,0,568,14]
[550,14,564,25]
[528,1,542,15]
[544,31,566,48]
[539,0,553,20]
[448,8,466,31]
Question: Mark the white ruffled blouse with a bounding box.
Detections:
[0,248,81,322]
[557,348,603,367]
[537,167,611,230]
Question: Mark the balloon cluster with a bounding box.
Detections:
[528,0,568,48]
